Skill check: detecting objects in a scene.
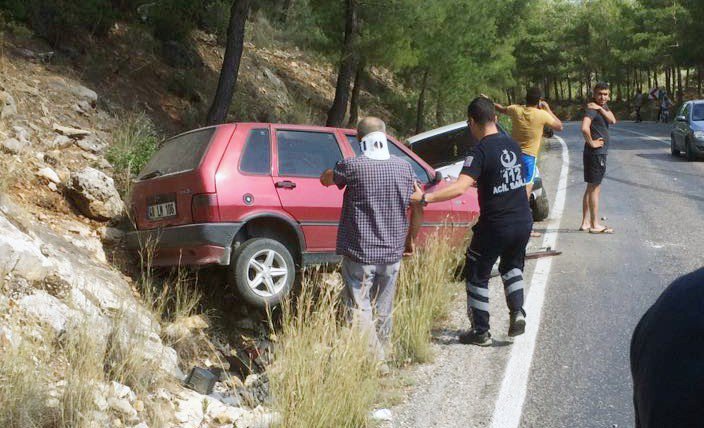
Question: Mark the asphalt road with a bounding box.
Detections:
[520,121,704,427]
[389,121,704,428]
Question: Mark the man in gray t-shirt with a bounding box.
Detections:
[580,82,617,234]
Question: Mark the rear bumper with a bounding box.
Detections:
[125,223,243,266]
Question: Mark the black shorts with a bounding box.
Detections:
[584,152,607,184]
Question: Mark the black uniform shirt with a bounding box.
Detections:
[584,104,611,155]
[461,133,532,228]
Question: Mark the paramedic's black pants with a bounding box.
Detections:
[465,222,532,334]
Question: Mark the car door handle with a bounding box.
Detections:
[275,180,297,189]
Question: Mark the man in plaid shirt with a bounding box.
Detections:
[320,117,422,371]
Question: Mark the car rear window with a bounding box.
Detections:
[411,127,477,168]
[139,128,216,180]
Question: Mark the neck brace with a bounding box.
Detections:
[360,131,390,160]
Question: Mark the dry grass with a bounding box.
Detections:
[0,331,54,428]
[268,270,380,428]
[57,325,103,427]
[392,230,466,365]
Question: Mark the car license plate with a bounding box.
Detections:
[147,201,177,220]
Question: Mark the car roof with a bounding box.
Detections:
[166,122,358,141]
[407,121,467,145]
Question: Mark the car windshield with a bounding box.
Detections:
[692,104,704,121]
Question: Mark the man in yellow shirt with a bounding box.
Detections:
[485,88,563,236]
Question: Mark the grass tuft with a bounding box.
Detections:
[268,269,380,428]
[392,230,466,364]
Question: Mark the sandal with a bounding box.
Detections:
[530,231,542,238]
[589,226,614,234]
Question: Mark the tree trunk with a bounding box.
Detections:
[698,65,702,97]
[206,0,251,126]
[653,68,659,89]
[347,59,365,128]
[567,74,572,101]
[544,77,550,100]
[685,67,690,92]
[280,0,294,22]
[676,65,683,103]
[436,89,445,126]
[553,78,559,101]
[326,0,359,127]
[665,67,671,95]
[415,69,429,134]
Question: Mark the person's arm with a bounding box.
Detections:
[587,102,617,124]
[539,100,563,131]
[581,115,605,149]
[480,93,508,114]
[404,202,424,256]
[411,174,475,204]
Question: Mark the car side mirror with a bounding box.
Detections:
[676,115,687,122]
[431,170,443,184]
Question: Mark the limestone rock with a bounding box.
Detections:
[76,137,107,154]
[37,167,61,184]
[0,91,17,119]
[68,167,124,221]
[51,135,73,149]
[53,123,91,139]
[1,137,27,154]
[47,77,98,105]
[108,396,137,419]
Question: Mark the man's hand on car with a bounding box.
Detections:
[320,169,334,187]
[410,182,424,203]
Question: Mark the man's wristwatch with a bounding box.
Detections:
[420,193,429,207]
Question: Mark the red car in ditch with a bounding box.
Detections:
[126,123,479,308]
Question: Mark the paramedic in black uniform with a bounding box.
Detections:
[411,97,533,346]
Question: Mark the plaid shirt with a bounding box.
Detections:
[333,155,414,265]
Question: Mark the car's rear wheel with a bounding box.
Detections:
[231,238,295,309]
[671,134,680,156]
[531,187,550,222]
[685,137,696,162]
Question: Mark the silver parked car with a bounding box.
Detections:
[407,121,550,221]
[671,100,704,161]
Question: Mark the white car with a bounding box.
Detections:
[407,121,550,221]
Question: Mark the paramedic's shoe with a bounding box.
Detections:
[459,329,491,346]
[508,310,526,337]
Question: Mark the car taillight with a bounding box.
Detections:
[191,193,219,223]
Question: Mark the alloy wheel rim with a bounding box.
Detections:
[245,249,288,297]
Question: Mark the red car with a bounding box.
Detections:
[126,123,479,307]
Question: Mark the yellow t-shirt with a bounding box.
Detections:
[506,105,554,157]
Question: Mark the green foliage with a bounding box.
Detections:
[107,113,160,191]
[0,0,118,45]
[148,0,204,42]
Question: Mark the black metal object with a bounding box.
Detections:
[184,367,218,395]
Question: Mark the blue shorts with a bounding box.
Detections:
[521,154,536,185]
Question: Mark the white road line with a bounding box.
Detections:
[489,135,570,428]
[613,126,670,145]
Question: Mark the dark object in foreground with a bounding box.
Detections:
[184,367,218,395]
[525,248,562,259]
[630,268,704,428]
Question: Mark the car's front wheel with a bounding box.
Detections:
[685,137,697,162]
[231,238,295,309]
[671,134,680,156]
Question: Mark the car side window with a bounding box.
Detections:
[277,130,343,177]
[239,129,271,175]
[346,135,430,184]
[682,103,691,120]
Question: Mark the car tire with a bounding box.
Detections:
[685,137,696,162]
[230,238,295,309]
[671,134,680,156]
[531,187,550,222]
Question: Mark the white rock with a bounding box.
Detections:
[76,138,106,154]
[13,126,31,142]
[244,374,259,388]
[47,77,98,104]
[0,91,17,119]
[1,137,28,154]
[107,397,137,419]
[53,123,91,139]
[110,381,137,403]
[37,167,61,184]
[132,423,149,428]
[48,182,58,192]
[18,292,79,333]
[68,167,124,221]
[371,408,393,422]
[52,135,73,149]
[93,392,109,411]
